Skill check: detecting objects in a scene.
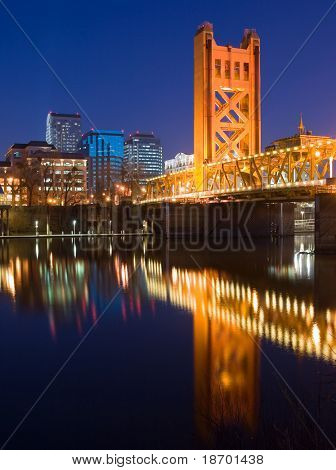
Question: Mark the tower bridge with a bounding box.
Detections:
[142,23,336,204]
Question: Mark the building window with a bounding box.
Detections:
[243,62,249,80]
[215,59,221,77]
[234,62,240,80]
[225,61,230,79]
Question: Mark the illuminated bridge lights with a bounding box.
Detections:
[143,141,336,203]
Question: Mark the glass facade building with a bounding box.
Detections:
[79,130,124,193]
[46,112,82,153]
[124,132,163,184]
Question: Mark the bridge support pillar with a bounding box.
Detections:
[315,194,336,253]
[271,202,294,237]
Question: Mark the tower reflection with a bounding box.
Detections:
[0,237,335,446]
[139,241,336,444]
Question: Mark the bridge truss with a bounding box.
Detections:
[144,141,336,203]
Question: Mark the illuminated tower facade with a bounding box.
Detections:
[194,23,261,190]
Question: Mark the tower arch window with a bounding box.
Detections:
[215,59,221,77]
[234,62,240,80]
[243,62,249,80]
[225,61,230,79]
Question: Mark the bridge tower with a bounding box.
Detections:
[194,23,261,191]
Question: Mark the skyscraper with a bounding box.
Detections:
[79,129,124,193]
[46,112,82,153]
[124,132,163,184]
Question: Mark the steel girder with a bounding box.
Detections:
[144,141,336,203]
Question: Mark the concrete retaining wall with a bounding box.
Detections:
[141,201,294,240]
[5,201,295,239]
[9,206,83,235]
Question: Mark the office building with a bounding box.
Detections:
[3,141,87,206]
[165,152,194,173]
[6,140,55,161]
[46,112,82,153]
[79,129,124,193]
[124,132,163,184]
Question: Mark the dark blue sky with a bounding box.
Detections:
[0,0,336,159]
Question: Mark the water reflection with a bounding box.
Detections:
[141,244,336,363]
[0,236,335,448]
[138,238,336,445]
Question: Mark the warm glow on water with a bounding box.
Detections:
[0,235,335,449]
[142,261,336,362]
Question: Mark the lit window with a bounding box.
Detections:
[243,62,249,80]
[234,62,240,80]
[225,61,230,79]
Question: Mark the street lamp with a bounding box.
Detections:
[35,220,39,236]
[73,219,77,235]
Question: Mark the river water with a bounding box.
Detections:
[0,235,335,449]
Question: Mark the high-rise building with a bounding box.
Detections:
[124,132,163,184]
[79,129,124,193]
[46,112,82,153]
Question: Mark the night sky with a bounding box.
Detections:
[0,0,336,159]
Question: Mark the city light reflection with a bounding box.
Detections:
[0,238,334,445]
